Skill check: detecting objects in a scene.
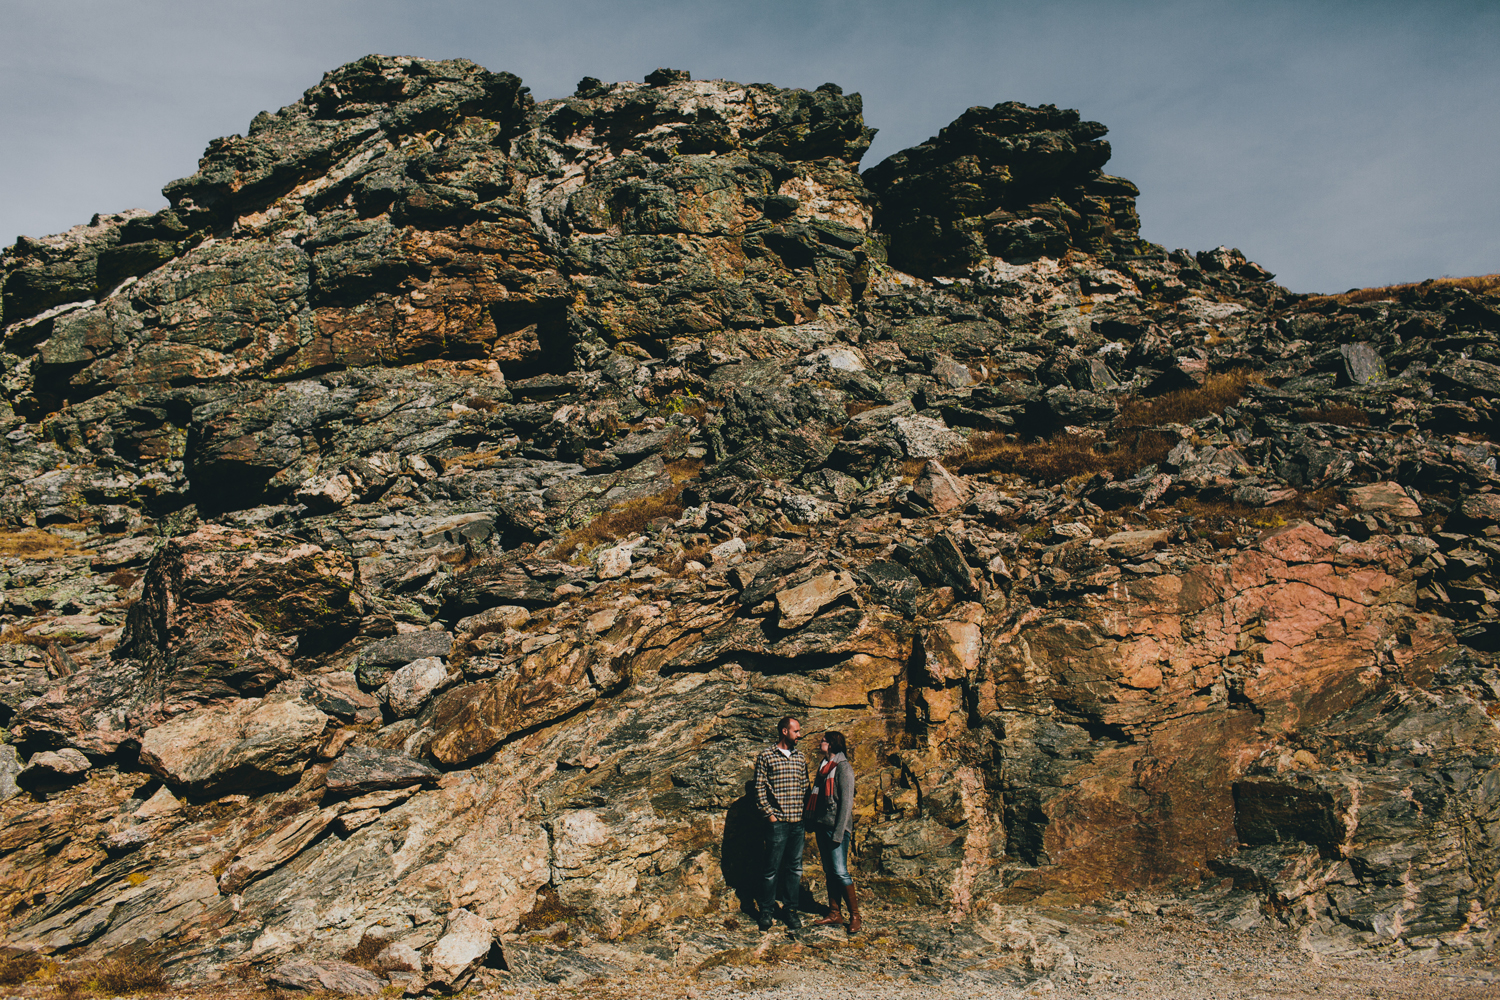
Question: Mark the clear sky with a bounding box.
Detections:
[3,0,1496,293]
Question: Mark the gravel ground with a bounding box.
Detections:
[488,909,1500,1000]
[8,907,1498,1000]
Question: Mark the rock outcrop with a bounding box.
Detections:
[864,102,1142,277]
[0,55,1498,987]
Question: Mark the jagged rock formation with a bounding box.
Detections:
[863,102,1142,277]
[1,55,1499,988]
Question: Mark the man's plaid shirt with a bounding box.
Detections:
[755,745,809,823]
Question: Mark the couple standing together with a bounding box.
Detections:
[752,716,862,933]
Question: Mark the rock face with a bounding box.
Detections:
[1,54,1499,984]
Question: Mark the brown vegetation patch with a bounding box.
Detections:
[945,429,1176,484]
[555,488,687,562]
[341,932,386,970]
[446,447,506,468]
[0,625,49,649]
[0,950,44,986]
[664,457,705,485]
[1295,405,1370,427]
[517,885,584,931]
[90,955,168,995]
[106,568,141,590]
[1303,272,1500,307]
[461,394,503,413]
[0,529,89,560]
[652,540,714,576]
[1177,499,1292,533]
[1178,485,1346,533]
[1117,370,1262,427]
[20,953,169,998]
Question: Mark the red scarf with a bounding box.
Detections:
[815,758,836,801]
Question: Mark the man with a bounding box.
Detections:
[753,715,810,931]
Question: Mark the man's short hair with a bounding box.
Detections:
[777,715,797,736]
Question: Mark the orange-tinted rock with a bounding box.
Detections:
[978,522,1459,899]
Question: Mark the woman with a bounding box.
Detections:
[806,730,861,933]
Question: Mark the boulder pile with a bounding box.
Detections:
[0,56,1498,986]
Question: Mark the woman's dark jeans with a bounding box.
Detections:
[816,828,852,893]
[758,819,804,921]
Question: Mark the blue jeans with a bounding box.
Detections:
[816,828,852,895]
[759,820,803,920]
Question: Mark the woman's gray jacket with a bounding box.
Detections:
[818,752,856,843]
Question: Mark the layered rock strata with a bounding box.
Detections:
[0,56,1498,987]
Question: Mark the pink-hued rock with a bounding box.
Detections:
[1347,481,1421,518]
[425,907,494,993]
[976,522,1457,901]
[775,571,858,628]
[910,459,971,513]
[137,692,329,794]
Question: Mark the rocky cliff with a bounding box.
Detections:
[1,55,1499,988]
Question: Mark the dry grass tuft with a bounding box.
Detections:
[0,528,89,560]
[552,459,703,562]
[664,457,705,485]
[653,540,715,576]
[1117,370,1262,427]
[90,955,168,995]
[0,950,45,986]
[1177,498,1290,531]
[517,885,584,931]
[0,625,48,649]
[461,394,503,413]
[341,932,386,970]
[945,429,1176,484]
[555,489,687,562]
[51,972,88,1000]
[1178,485,1347,532]
[1303,273,1500,307]
[1295,405,1370,427]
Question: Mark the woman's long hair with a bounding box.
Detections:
[823,730,848,758]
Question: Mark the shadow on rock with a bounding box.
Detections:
[721,782,768,916]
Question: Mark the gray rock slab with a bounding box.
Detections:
[325,745,440,796]
[267,960,386,996]
[355,631,454,689]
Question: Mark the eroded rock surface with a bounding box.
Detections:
[1,55,1498,987]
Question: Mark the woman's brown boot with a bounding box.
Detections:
[812,885,844,925]
[844,883,862,934]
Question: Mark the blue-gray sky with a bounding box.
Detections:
[3,0,1496,293]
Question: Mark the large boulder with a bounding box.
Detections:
[16,748,91,792]
[425,908,495,993]
[355,631,455,690]
[118,525,367,699]
[865,101,1141,276]
[137,692,329,794]
[378,655,459,718]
